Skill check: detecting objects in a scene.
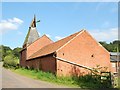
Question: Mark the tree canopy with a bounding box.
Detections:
[0,45,22,61]
[99,40,120,52]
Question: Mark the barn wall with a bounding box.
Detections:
[56,60,90,77]
[26,36,53,59]
[20,49,27,67]
[56,31,111,76]
[26,55,56,74]
[26,58,40,69]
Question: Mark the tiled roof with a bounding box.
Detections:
[27,34,53,58]
[27,34,53,48]
[28,30,83,60]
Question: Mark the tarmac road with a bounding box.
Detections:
[2,66,70,88]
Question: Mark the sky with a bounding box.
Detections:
[1,2,118,49]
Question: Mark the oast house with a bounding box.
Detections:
[20,16,112,76]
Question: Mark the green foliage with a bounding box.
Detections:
[0,45,13,61]
[99,40,120,52]
[11,67,112,88]
[13,47,22,58]
[0,45,21,68]
[118,77,120,88]
[0,45,22,61]
[3,54,19,68]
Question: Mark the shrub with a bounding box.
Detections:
[3,54,19,68]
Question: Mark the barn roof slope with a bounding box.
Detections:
[28,30,83,60]
[27,34,53,48]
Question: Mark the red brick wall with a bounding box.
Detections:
[26,58,40,69]
[56,31,111,76]
[56,60,90,76]
[40,55,56,74]
[27,35,53,59]
[26,55,56,74]
[20,49,27,67]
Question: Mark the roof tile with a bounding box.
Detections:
[28,30,82,60]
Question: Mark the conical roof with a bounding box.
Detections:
[23,15,39,47]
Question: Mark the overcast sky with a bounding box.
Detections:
[1,2,118,49]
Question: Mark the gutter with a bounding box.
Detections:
[27,52,55,61]
[19,47,26,52]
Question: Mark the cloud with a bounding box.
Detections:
[55,36,64,40]
[89,27,118,42]
[8,17,23,24]
[46,34,51,38]
[0,17,23,34]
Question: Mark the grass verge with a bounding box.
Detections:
[10,68,79,87]
[118,77,120,88]
[7,67,112,88]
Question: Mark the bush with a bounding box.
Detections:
[3,54,19,68]
[70,74,111,88]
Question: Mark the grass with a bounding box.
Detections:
[7,67,112,88]
[10,68,79,87]
[118,77,120,88]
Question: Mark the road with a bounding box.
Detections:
[2,66,70,88]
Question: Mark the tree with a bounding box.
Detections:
[0,45,22,61]
[0,45,13,61]
[3,54,19,68]
[113,40,120,44]
[99,40,120,52]
[13,47,22,58]
[99,41,108,49]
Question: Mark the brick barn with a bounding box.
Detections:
[20,16,112,76]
